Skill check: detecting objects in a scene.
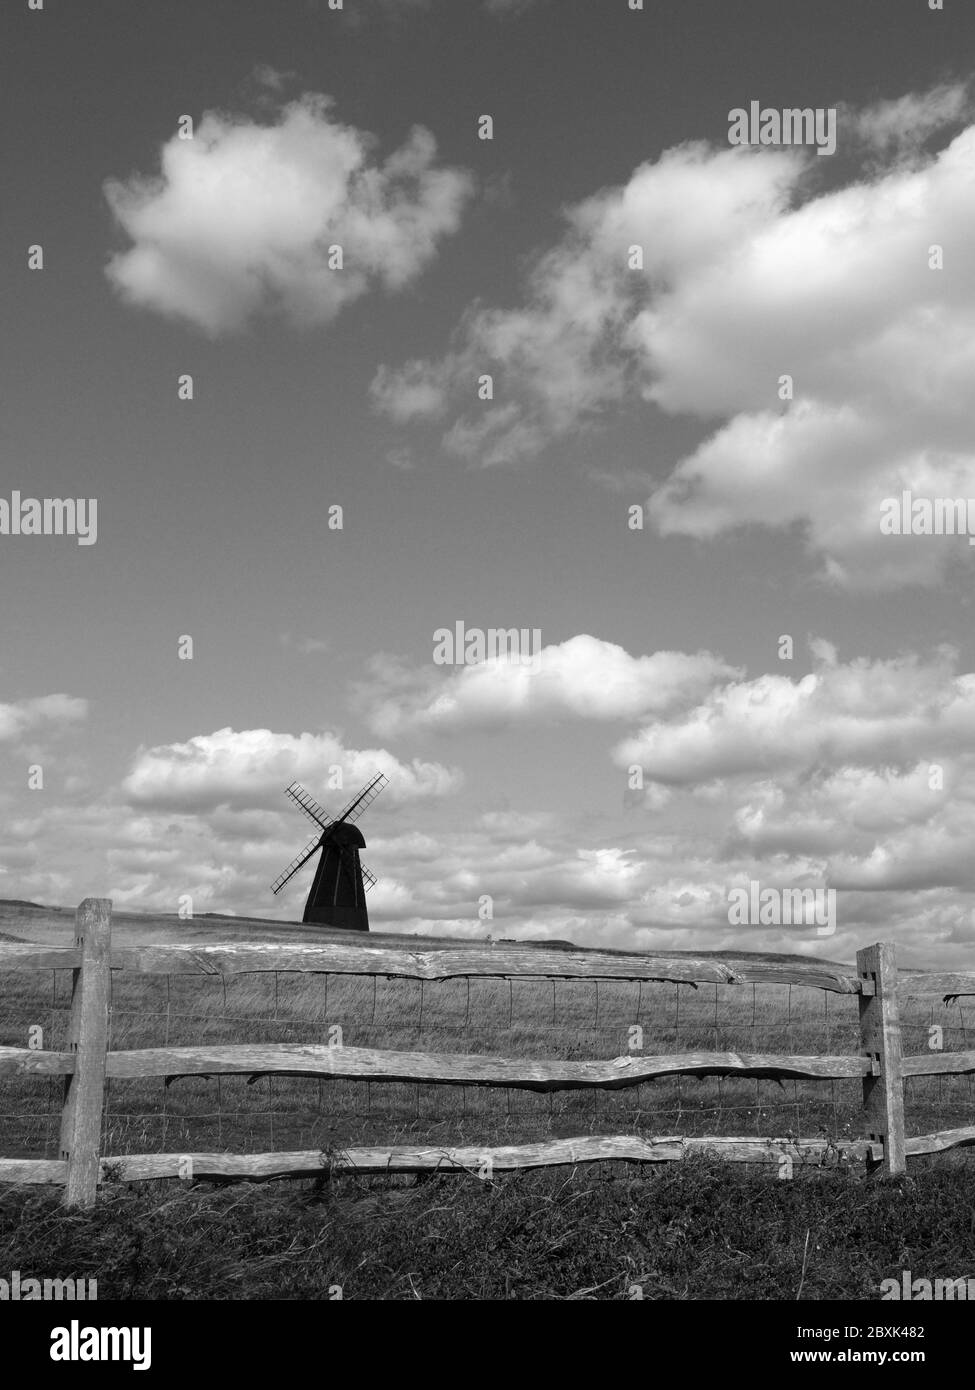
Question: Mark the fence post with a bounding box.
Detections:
[856,941,905,1177]
[59,898,112,1207]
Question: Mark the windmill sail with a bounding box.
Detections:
[270,835,322,896]
[285,782,332,830]
[334,773,388,825]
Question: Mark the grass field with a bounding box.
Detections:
[2,1157,974,1300]
[1,908,974,1161]
[2,905,973,1299]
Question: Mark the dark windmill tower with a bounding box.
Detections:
[270,773,387,931]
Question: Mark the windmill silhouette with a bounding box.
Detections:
[270,773,387,931]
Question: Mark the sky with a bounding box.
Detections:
[3,0,975,966]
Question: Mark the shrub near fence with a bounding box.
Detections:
[1,899,974,1207]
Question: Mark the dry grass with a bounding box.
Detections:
[2,950,973,1163]
[3,1157,974,1300]
[2,916,974,1301]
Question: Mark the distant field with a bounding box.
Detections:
[1,903,972,1167]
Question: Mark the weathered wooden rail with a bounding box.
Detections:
[1,899,973,1205]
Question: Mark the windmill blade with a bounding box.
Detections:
[360,863,378,893]
[270,835,321,895]
[335,772,388,825]
[285,782,333,831]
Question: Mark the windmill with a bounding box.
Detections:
[270,773,387,931]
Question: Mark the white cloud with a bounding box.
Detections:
[3,677,975,964]
[370,141,800,462]
[357,634,740,736]
[374,90,975,588]
[0,694,88,744]
[7,656,975,965]
[639,123,975,587]
[105,95,472,335]
[614,643,971,785]
[122,726,462,810]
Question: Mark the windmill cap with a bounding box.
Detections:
[327,822,367,848]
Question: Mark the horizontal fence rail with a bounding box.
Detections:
[5,1043,974,1085]
[0,939,865,990]
[0,1044,876,1085]
[4,1125,975,1189]
[1,899,974,1204]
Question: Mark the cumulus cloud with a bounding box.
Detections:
[608,641,975,904]
[370,140,801,459]
[8,657,975,965]
[122,726,462,810]
[4,668,975,963]
[104,95,472,335]
[614,643,971,785]
[374,89,975,588]
[640,123,975,588]
[369,174,645,461]
[356,634,740,736]
[0,694,88,744]
[580,641,975,956]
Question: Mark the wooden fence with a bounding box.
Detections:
[1,898,974,1207]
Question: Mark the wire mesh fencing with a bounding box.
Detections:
[3,961,971,1164]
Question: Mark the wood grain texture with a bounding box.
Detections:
[103,1042,872,1087]
[0,1159,67,1186]
[905,1125,975,1156]
[0,901,862,990]
[0,1046,75,1076]
[0,935,862,991]
[0,942,81,970]
[901,1051,975,1077]
[15,1041,975,1085]
[857,941,906,1177]
[60,899,112,1208]
[111,941,861,991]
[96,1134,875,1183]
